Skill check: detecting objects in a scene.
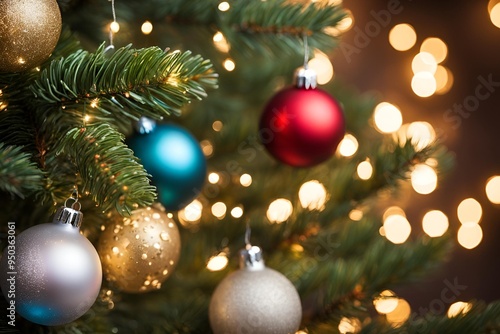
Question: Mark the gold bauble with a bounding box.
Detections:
[98,206,181,293]
[0,0,62,73]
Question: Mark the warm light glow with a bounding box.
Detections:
[373,102,403,133]
[457,198,482,224]
[308,50,334,85]
[349,209,363,221]
[386,299,411,327]
[411,164,438,195]
[208,172,220,184]
[84,115,91,122]
[218,1,230,11]
[412,72,437,97]
[338,317,361,334]
[141,21,153,35]
[447,301,472,317]
[458,223,483,249]
[213,31,230,53]
[420,37,448,63]
[436,67,454,94]
[383,215,412,244]
[357,159,373,180]
[422,210,449,237]
[110,21,120,33]
[267,198,293,224]
[207,252,229,271]
[338,134,359,157]
[374,290,399,314]
[200,140,214,157]
[412,52,438,74]
[240,173,252,187]
[231,206,243,218]
[212,202,227,219]
[389,24,417,51]
[223,58,235,71]
[434,65,450,93]
[485,176,500,204]
[212,120,223,131]
[407,121,436,151]
[383,206,406,221]
[178,199,203,224]
[298,180,328,211]
[325,10,353,36]
[491,3,500,28]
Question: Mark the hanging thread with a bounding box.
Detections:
[105,0,117,52]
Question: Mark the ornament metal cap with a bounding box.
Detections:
[52,206,83,229]
[135,116,157,134]
[239,245,265,271]
[294,66,317,89]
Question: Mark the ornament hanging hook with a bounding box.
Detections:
[244,221,251,248]
[104,0,117,53]
[303,33,309,69]
[64,187,81,211]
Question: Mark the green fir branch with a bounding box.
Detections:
[30,44,218,129]
[51,124,156,215]
[0,143,44,198]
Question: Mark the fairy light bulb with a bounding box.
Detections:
[110,21,120,33]
[389,24,417,51]
[374,290,399,314]
[298,180,328,211]
[357,159,373,180]
[457,223,483,249]
[267,199,293,224]
[207,252,229,271]
[373,102,403,133]
[447,301,472,317]
[457,198,482,224]
[240,174,252,187]
[386,299,411,328]
[141,21,153,35]
[485,176,500,204]
[383,214,412,244]
[211,202,227,219]
[411,164,438,195]
[338,134,358,157]
[422,210,449,237]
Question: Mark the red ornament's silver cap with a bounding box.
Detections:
[239,245,265,271]
[294,67,317,89]
[52,206,83,229]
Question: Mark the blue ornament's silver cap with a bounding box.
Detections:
[294,66,317,89]
[135,116,157,134]
[53,206,83,229]
[239,245,265,271]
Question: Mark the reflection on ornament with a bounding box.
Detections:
[0,0,62,72]
[98,205,181,293]
[209,245,302,334]
[0,204,102,326]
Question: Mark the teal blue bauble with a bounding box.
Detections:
[127,119,206,211]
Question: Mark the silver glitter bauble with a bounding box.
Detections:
[98,205,181,293]
[0,206,102,326]
[209,246,302,334]
[0,0,62,72]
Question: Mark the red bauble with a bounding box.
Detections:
[259,86,345,167]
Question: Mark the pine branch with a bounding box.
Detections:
[51,124,156,215]
[30,44,218,130]
[0,143,44,198]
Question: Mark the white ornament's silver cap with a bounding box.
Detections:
[294,67,317,89]
[239,245,265,271]
[53,206,83,229]
[134,116,157,134]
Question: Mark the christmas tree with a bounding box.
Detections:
[1,0,499,333]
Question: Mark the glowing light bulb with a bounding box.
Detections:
[141,21,153,35]
[110,21,120,33]
[407,121,436,151]
[373,102,403,133]
[223,58,235,71]
[212,120,223,131]
[230,206,243,218]
[383,206,406,221]
[338,317,361,334]
[178,199,203,225]
[349,209,363,221]
[412,72,437,98]
[457,198,482,224]
[267,198,293,224]
[457,223,483,249]
[338,134,358,157]
[298,180,328,211]
[213,31,230,53]
[383,215,412,244]
[411,164,438,195]
[447,301,472,317]
[389,24,417,51]
[207,252,229,271]
[308,50,334,85]
[357,159,373,180]
[420,37,448,63]
[386,299,411,328]
[240,174,252,187]
[422,210,449,237]
[490,3,500,28]
[374,290,399,314]
[218,2,230,11]
[485,176,500,204]
[208,172,220,184]
[200,140,214,157]
[412,52,438,75]
[211,202,227,219]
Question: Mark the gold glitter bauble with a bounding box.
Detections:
[0,0,62,73]
[98,206,181,293]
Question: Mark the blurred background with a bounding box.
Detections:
[331,0,500,310]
